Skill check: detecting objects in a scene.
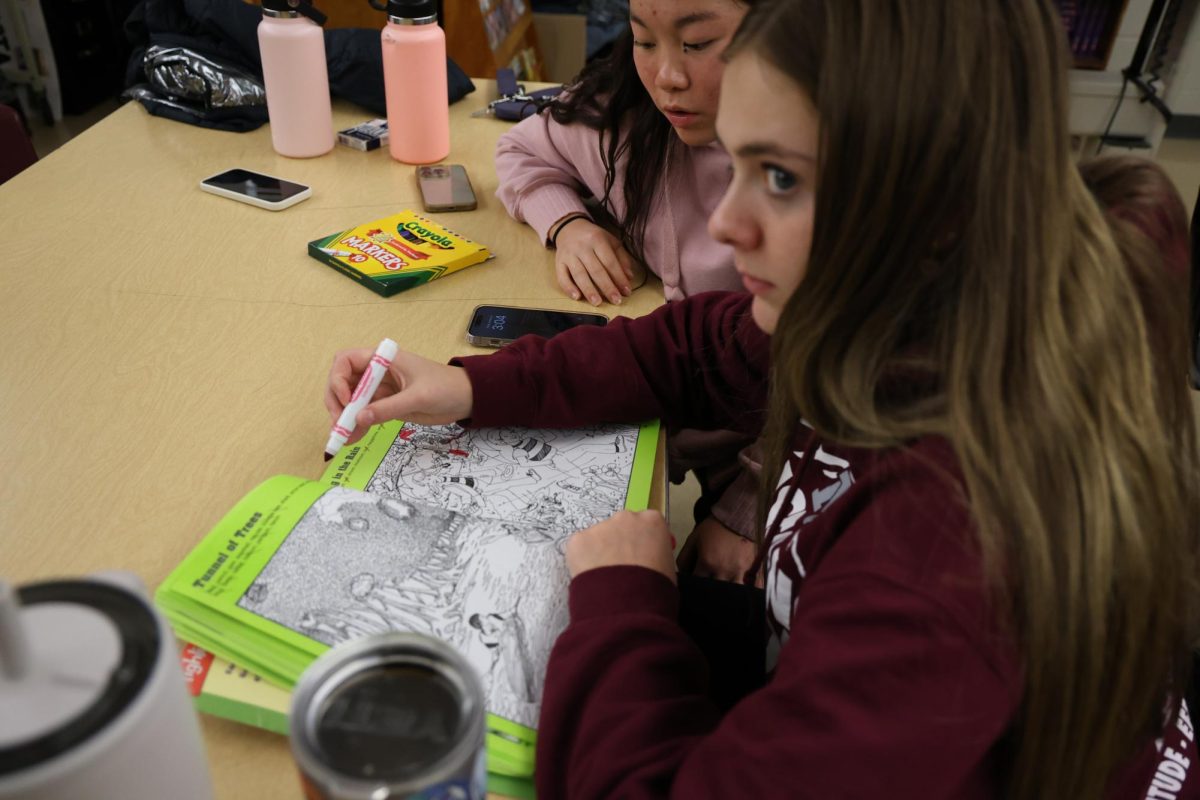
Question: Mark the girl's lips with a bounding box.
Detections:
[663,109,699,127]
[740,273,775,295]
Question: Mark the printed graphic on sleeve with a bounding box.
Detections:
[1146,698,1197,799]
[763,444,854,670]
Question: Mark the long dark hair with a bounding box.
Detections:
[734,0,1199,796]
[547,28,671,267]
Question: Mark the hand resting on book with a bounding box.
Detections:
[565,510,676,584]
[325,347,473,442]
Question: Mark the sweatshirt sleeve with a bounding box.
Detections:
[450,292,769,435]
[494,111,608,245]
[534,564,1018,800]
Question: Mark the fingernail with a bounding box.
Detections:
[361,410,374,425]
[589,295,600,306]
[609,294,621,305]
[622,285,631,296]
[571,291,581,301]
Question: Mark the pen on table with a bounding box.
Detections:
[325,338,398,462]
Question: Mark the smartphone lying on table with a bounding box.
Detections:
[466,304,608,347]
[417,164,477,212]
[199,168,311,211]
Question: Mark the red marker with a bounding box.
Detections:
[325,339,398,461]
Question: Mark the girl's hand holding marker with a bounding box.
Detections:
[323,340,676,584]
[323,338,398,460]
[323,342,473,456]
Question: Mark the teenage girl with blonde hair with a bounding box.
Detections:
[328,0,1199,794]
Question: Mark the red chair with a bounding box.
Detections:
[0,104,38,185]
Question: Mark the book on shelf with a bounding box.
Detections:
[308,209,492,297]
[158,418,659,779]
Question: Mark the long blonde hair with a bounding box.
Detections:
[733,1,1200,794]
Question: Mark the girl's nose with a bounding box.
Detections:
[655,54,689,92]
[709,187,760,252]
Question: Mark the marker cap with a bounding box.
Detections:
[377,338,400,363]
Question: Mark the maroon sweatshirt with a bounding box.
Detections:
[454,292,1198,799]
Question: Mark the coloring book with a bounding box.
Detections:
[157,419,658,779]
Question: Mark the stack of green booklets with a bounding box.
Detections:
[158,419,658,789]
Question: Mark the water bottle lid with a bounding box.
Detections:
[0,579,160,776]
[261,0,328,25]
[384,0,438,23]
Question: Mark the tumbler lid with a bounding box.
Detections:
[290,633,483,794]
[0,578,159,777]
[261,0,327,25]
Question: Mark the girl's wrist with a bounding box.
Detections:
[549,213,591,248]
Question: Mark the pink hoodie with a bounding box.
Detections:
[494,111,744,302]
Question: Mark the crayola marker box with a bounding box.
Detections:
[307,210,492,297]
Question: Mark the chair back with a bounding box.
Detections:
[0,104,38,185]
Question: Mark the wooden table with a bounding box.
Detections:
[0,80,664,798]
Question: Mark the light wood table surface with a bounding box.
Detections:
[0,80,665,798]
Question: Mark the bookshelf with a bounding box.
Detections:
[444,0,545,80]
[1064,0,1198,153]
[1054,0,1133,69]
[315,0,545,80]
[314,0,383,29]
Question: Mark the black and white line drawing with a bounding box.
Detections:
[364,422,639,534]
[236,422,641,727]
[237,486,570,727]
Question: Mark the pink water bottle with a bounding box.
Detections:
[257,0,334,158]
[374,0,450,164]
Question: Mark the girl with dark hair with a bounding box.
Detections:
[327,0,1199,795]
[499,0,766,585]
[495,0,753,307]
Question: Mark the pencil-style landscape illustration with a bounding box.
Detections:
[237,487,569,727]
[232,421,643,726]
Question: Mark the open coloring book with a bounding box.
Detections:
[157,418,659,779]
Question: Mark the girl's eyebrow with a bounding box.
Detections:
[734,141,816,163]
[630,11,719,31]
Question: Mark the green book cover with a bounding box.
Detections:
[158,420,658,781]
[308,210,492,297]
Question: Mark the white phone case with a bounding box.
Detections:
[198,170,312,211]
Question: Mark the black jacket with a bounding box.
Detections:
[123,0,473,131]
